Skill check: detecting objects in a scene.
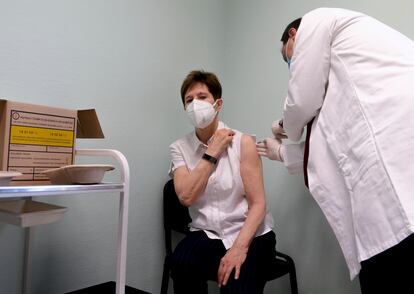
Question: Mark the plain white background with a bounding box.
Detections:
[0,1,413,293]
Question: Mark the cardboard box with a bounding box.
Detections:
[0,99,104,185]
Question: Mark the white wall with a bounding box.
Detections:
[0,1,225,293]
[0,1,413,294]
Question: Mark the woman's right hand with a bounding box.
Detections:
[206,128,235,158]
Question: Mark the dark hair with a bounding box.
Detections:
[281,18,302,44]
[180,70,222,105]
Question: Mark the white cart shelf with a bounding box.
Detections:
[0,149,130,294]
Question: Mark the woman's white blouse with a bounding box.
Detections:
[169,121,274,249]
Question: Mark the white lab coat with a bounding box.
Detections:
[282,8,414,279]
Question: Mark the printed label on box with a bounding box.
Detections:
[7,110,76,181]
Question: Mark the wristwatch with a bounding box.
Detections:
[202,153,218,165]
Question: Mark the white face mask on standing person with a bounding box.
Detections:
[186,99,218,129]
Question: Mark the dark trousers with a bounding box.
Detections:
[169,230,276,294]
[359,233,414,294]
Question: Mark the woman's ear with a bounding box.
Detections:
[288,28,297,39]
[215,98,223,112]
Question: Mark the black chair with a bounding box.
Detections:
[160,179,299,294]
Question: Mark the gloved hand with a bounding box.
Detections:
[271,119,288,139]
[256,138,284,161]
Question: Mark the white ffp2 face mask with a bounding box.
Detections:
[186,99,218,129]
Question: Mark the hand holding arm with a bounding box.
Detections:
[205,128,235,158]
[173,128,235,207]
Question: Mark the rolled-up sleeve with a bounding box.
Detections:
[281,142,305,175]
[169,142,186,177]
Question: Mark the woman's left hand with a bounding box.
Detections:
[217,246,248,287]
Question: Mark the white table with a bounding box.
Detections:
[0,149,130,294]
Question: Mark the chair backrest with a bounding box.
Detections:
[163,179,191,234]
[163,179,191,255]
[163,179,192,255]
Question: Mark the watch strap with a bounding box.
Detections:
[202,153,218,165]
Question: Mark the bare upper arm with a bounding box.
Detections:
[240,134,266,204]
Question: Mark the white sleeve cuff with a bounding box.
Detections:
[282,142,305,174]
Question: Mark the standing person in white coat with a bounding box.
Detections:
[257,7,414,294]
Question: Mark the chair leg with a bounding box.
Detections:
[160,259,170,294]
[289,264,299,294]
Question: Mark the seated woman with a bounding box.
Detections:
[169,70,276,294]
